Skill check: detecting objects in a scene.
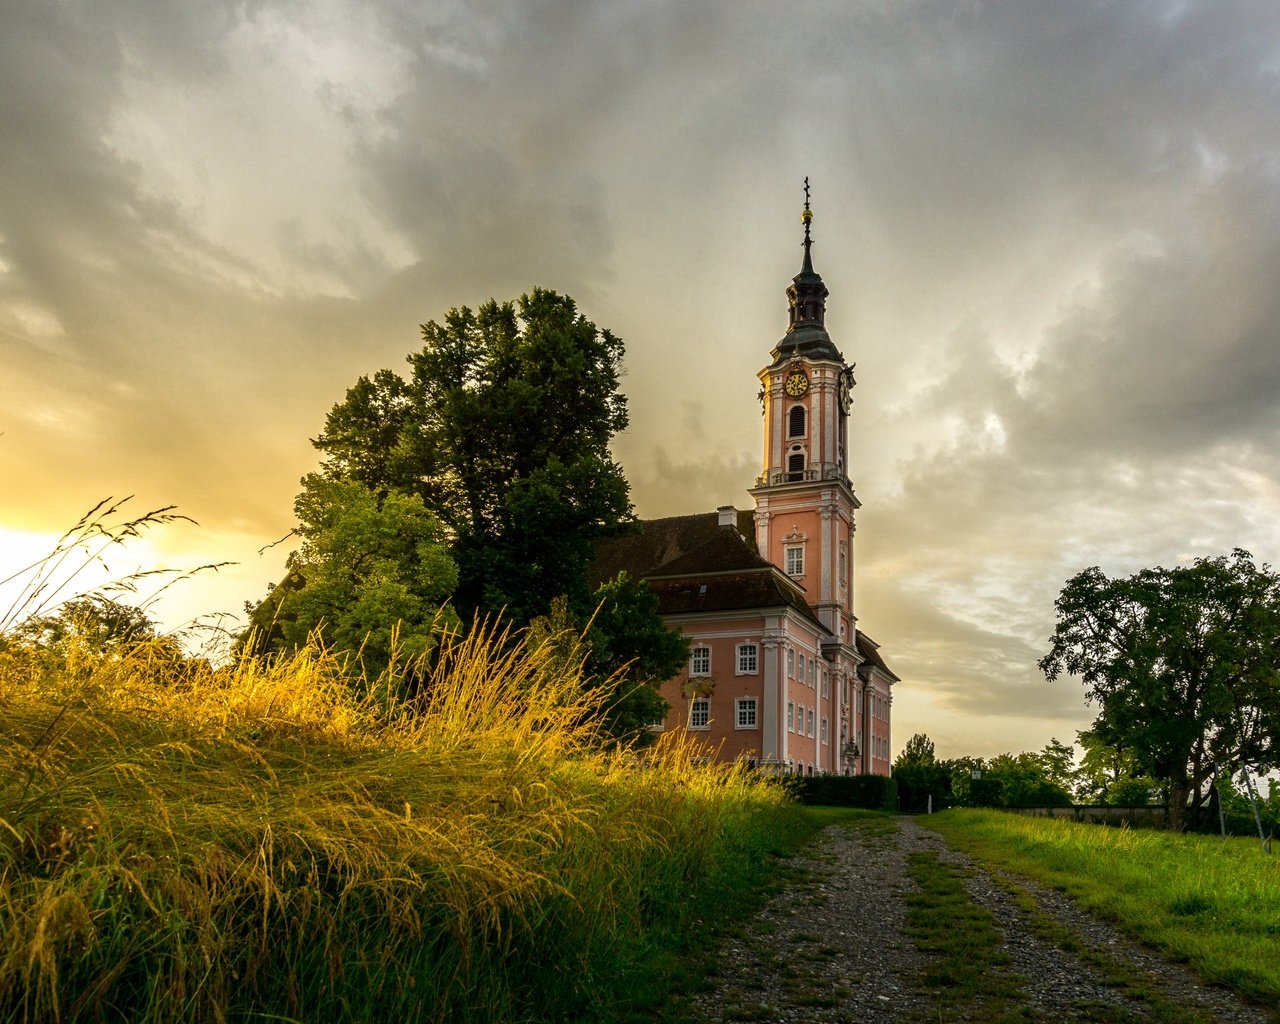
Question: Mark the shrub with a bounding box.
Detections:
[968,777,1006,807]
[1108,777,1158,807]
[790,773,897,810]
[894,763,954,812]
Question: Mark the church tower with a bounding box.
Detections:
[749,182,860,650]
[594,181,896,777]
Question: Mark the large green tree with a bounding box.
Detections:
[312,289,633,625]
[1040,549,1280,830]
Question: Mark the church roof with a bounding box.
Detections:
[590,510,757,586]
[646,570,815,620]
[592,510,823,627]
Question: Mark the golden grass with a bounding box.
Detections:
[0,624,793,1022]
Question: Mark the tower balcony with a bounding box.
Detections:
[755,466,849,487]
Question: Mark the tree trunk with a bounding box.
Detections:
[1167,778,1190,831]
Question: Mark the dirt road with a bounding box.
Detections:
[683,816,1274,1024]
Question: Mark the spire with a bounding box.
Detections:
[801,176,815,275]
[770,178,839,364]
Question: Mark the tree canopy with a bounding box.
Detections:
[4,595,162,655]
[1040,549,1280,830]
[312,288,633,625]
[247,477,459,678]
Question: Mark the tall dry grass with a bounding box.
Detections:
[0,622,794,1022]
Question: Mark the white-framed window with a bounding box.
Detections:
[821,717,828,744]
[788,405,806,438]
[838,541,848,586]
[690,646,711,676]
[798,652,805,682]
[808,660,816,686]
[821,671,829,699]
[689,698,710,729]
[736,643,758,674]
[785,545,804,577]
[787,700,795,732]
[807,708,815,737]
[787,648,795,678]
[735,698,758,729]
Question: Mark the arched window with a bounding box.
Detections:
[788,405,806,438]
[787,448,804,481]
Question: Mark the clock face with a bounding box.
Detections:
[784,370,809,397]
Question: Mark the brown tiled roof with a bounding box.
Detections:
[590,510,759,587]
[648,522,773,576]
[593,510,823,627]
[647,570,817,621]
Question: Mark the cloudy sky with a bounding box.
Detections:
[4,1,1279,759]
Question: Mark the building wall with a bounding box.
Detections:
[659,609,855,774]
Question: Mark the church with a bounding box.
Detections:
[594,189,898,776]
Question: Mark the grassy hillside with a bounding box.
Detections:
[923,808,1280,1007]
[0,625,802,1023]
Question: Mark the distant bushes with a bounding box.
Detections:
[789,773,897,810]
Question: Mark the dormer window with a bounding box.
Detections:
[788,405,806,438]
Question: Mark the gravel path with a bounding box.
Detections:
[685,816,1276,1024]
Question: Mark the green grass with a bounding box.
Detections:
[921,809,1280,1009]
[993,874,1226,1024]
[0,625,807,1023]
[902,849,1032,1023]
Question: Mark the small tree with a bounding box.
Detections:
[249,476,459,679]
[9,596,159,654]
[897,732,936,767]
[983,751,1073,807]
[580,573,687,743]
